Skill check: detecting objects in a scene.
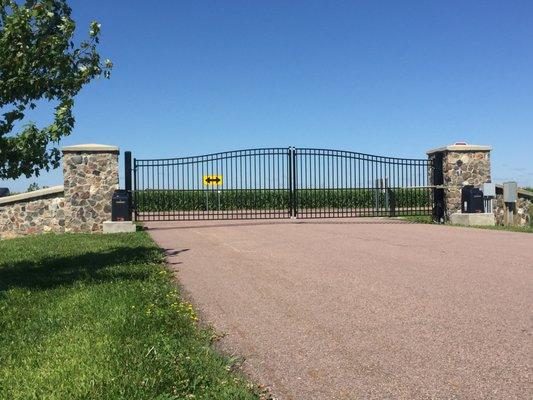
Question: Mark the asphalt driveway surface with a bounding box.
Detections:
[146,219,532,399]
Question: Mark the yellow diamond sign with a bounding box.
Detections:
[203,175,223,186]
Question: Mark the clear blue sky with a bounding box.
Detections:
[4,0,533,191]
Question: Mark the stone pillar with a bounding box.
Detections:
[62,144,119,233]
[427,144,491,220]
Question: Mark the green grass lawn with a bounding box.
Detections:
[401,215,533,233]
[0,233,261,400]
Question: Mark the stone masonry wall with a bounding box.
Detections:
[493,194,532,227]
[443,150,491,217]
[428,146,491,220]
[0,193,65,240]
[63,150,119,233]
[0,144,119,239]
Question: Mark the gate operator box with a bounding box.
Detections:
[461,186,484,213]
[112,190,132,221]
[482,182,496,198]
[503,182,517,203]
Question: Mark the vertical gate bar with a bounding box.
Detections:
[243,151,246,219]
[355,156,359,217]
[248,150,252,219]
[156,160,159,221]
[282,150,286,217]
[323,150,325,218]
[179,159,183,220]
[138,160,141,221]
[229,151,232,220]
[288,148,292,217]
[162,159,166,221]
[171,158,175,220]
[312,150,316,218]
[264,150,268,219]
[266,150,270,219]
[149,160,152,221]
[260,150,263,219]
[239,151,243,219]
[204,154,207,221]
[416,161,419,215]
[366,157,370,217]
[257,150,260,219]
[185,159,190,221]
[156,159,160,220]
[328,151,335,218]
[210,154,213,221]
[321,151,325,218]
[213,154,217,220]
[202,156,206,220]
[147,160,151,221]
[380,157,383,216]
[327,152,330,218]
[410,161,414,216]
[164,159,167,221]
[189,157,193,221]
[304,150,311,215]
[344,154,348,217]
[206,155,210,221]
[142,161,146,221]
[362,157,366,217]
[132,158,137,221]
[253,150,257,218]
[147,161,150,220]
[415,161,418,215]
[410,160,413,215]
[223,153,227,219]
[281,150,284,218]
[237,151,240,219]
[349,155,353,217]
[258,150,261,218]
[295,149,299,218]
[335,151,339,217]
[344,153,347,217]
[293,147,297,218]
[369,157,373,216]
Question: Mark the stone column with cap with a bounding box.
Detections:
[62,144,119,233]
[427,143,492,220]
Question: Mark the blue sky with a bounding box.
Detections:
[3,0,533,191]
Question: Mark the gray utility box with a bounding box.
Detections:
[482,182,496,197]
[503,182,518,203]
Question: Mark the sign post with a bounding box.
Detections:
[203,175,223,212]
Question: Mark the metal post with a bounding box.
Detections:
[124,151,132,221]
[288,148,293,218]
[289,147,298,218]
[125,151,132,191]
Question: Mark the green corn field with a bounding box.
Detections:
[134,188,432,212]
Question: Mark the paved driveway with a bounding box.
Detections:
[146,219,532,400]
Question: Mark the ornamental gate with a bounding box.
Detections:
[127,148,433,221]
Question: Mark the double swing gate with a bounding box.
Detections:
[129,147,434,221]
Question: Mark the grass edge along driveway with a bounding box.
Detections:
[0,232,263,400]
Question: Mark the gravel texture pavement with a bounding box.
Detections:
[146,219,532,400]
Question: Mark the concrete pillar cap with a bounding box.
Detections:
[62,144,119,153]
[426,144,492,155]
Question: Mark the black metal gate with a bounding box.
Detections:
[128,147,433,221]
